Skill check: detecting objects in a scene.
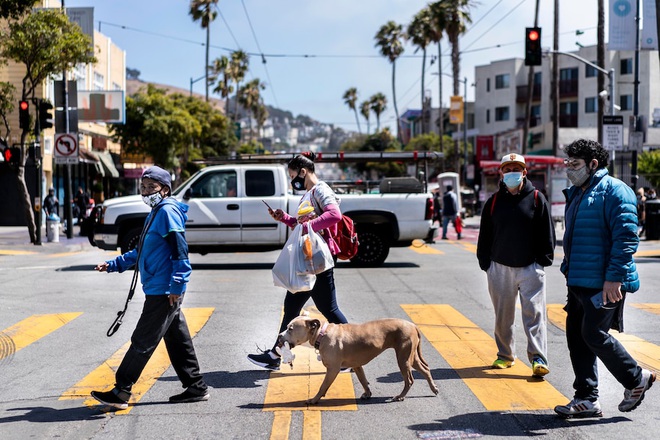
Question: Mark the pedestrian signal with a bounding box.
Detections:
[39,101,54,130]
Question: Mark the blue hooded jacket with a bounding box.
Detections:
[106,198,192,295]
[561,168,639,292]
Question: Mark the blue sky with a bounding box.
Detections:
[64,0,603,132]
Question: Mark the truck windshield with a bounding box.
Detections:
[172,170,204,196]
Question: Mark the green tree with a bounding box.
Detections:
[407,8,434,133]
[639,151,660,190]
[0,9,96,244]
[342,87,361,135]
[254,104,269,141]
[443,0,473,98]
[369,93,387,132]
[110,84,201,171]
[0,82,16,142]
[0,0,37,20]
[360,100,371,135]
[189,0,219,102]
[375,21,405,143]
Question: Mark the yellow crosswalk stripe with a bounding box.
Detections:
[548,304,660,373]
[59,307,214,414]
[0,313,82,360]
[402,304,568,411]
[409,244,445,254]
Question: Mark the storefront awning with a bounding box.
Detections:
[96,150,120,178]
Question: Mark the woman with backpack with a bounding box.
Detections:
[247,152,349,371]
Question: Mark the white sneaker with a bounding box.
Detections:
[618,369,656,412]
[554,398,603,418]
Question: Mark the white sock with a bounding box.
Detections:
[269,350,279,359]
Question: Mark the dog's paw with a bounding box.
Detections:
[306,398,320,405]
[360,392,372,400]
[431,386,439,396]
[392,395,405,402]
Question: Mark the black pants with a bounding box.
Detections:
[272,267,348,350]
[115,295,207,397]
[565,286,641,401]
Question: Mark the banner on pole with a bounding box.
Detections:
[641,0,658,50]
[609,0,637,51]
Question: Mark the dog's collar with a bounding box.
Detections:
[314,322,329,350]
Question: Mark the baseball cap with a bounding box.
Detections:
[141,166,172,190]
[500,153,526,169]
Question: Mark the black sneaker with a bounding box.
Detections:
[169,389,210,403]
[247,350,281,370]
[91,390,129,410]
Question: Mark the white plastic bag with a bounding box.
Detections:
[272,224,316,293]
[296,221,334,275]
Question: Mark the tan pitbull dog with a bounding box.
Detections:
[278,315,439,404]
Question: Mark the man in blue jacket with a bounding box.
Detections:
[555,139,655,418]
[91,166,209,409]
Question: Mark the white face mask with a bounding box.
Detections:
[142,192,163,208]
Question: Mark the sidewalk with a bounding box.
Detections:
[0,226,90,254]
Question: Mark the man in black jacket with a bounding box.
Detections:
[477,153,555,377]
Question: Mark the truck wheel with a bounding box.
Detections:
[351,230,389,267]
[120,227,141,254]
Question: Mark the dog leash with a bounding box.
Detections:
[106,205,163,337]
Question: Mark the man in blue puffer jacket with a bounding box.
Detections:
[555,139,655,419]
[91,166,209,410]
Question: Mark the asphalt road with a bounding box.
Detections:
[2,224,660,439]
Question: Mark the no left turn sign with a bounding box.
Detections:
[54,133,78,158]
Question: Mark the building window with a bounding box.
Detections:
[495,106,509,121]
[93,72,104,91]
[530,104,541,126]
[620,94,633,111]
[559,101,578,127]
[560,67,578,81]
[620,58,633,75]
[112,82,122,91]
[495,74,510,89]
[486,78,490,92]
[486,109,490,124]
[585,97,598,113]
[585,62,598,78]
[74,63,86,91]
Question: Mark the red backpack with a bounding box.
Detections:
[333,214,359,260]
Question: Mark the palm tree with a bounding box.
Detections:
[229,50,250,121]
[370,93,388,132]
[238,78,265,142]
[360,100,372,135]
[374,21,405,142]
[210,56,233,115]
[254,103,269,142]
[428,1,447,150]
[343,87,361,135]
[407,8,433,134]
[443,0,473,97]
[189,0,219,102]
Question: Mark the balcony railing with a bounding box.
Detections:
[559,79,578,98]
[516,84,542,103]
[559,114,578,127]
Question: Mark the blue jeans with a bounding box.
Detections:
[272,267,348,350]
[565,286,642,401]
[115,295,207,397]
[442,215,458,238]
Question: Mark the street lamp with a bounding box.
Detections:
[190,74,206,98]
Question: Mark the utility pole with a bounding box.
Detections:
[631,0,641,191]
[61,0,74,239]
[597,0,605,145]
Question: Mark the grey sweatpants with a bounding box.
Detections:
[486,261,548,364]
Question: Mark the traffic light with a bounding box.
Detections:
[2,146,11,163]
[525,27,542,66]
[3,146,22,166]
[18,100,30,130]
[39,101,54,130]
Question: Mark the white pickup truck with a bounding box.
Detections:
[90,163,434,266]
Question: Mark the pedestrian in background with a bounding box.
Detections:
[247,151,348,371]
[43,187,59,217]
[91,166,209,410]
[477,153,555,377]
[441,185,460,240]
[554,139,655,418]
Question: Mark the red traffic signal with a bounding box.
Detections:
[2,146,11,162]
[19,100,30,130]
[525,27,542,66]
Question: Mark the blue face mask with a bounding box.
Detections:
[502,172,524,189]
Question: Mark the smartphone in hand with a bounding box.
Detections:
[590,291,605,309]
[262,200,273,211]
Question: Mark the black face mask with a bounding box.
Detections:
[290,171,306,190]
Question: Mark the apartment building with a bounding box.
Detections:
[474,44,660,158]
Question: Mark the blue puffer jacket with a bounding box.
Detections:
[561,168,639,292]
